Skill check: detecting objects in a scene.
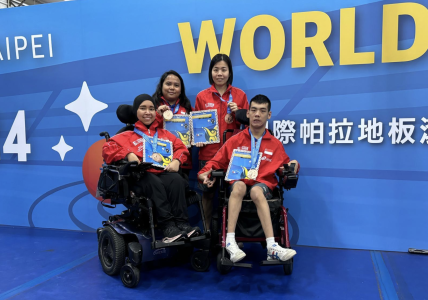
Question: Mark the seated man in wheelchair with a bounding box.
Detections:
[198,94,299,263]
[102,94,201,242]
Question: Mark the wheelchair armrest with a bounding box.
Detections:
[211,169,225,177]
[119,161,139,175]
[277,164,299,189]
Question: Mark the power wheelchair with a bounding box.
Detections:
[96,104,211,288]
[210,109,299,275]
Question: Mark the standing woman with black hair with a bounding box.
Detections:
[195,53,249,230]
[153,70,193,175]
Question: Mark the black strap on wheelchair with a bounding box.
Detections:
[101,198,116,209]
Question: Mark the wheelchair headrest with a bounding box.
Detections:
[117,104,138,124]
[235,109,249,126]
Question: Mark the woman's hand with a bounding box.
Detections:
[228,102,238,113]
[126,152,140,164]
[165,159,180,172]
[157,105,170,115]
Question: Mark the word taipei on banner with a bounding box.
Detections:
[273,117,428,145]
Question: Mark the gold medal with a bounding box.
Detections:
[225,113,233,124]
[152,153,162,163]
[247,169,258,180]
[163,110,173,120]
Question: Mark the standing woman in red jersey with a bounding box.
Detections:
[195,53,249,230]
[153,70,193,176]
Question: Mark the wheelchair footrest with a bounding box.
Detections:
[260,260,292,266]
[153,240,186,248]
[189,235,207,242]
[221,257,252,268]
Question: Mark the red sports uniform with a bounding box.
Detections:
[102,119,188,174]
[198,128,299,191]
[195,85,249,161]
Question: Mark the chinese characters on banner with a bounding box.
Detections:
[273,117,428,145]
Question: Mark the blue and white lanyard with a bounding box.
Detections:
[134,128,158,153]
[163,99,180,114]
[215,92,233,114]
[249,129,265,169]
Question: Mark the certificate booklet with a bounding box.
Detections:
[142,137,173,169]
[225,149,262,181]
[190,109,220,145]
[164,114,191,148]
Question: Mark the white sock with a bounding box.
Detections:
[266,237,275,248]
[226,233,236,246]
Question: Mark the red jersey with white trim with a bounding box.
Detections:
[198,128,297,191]
[102,119,189,174]
[195,84,249,161]
[154,97,193,169]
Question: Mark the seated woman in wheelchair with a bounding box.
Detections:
[198,94,299,263]
[102,94,200,242]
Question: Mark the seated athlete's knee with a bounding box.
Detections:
[231,181,246,197]
[250,186,266,203]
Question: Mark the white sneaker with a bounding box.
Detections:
[226,241,246,263]
[267,244,296,261]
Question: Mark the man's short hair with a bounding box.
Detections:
[249,94,271,111]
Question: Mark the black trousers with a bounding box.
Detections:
[131,171,189,227]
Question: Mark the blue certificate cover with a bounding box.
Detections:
[142,137,173,169]
[225,149,262,181]
[164,114,191,148]
[190,109,220,145]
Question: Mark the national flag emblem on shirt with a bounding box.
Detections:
[264,149,273,155]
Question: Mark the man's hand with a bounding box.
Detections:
[165,159,180,172]
[198,168,216,188]
[126,152,140,164]
[287,160,299,174]
[228,102,238,112]
[195,142,205,148]
[157,105,170,116]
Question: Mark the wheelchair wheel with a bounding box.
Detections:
[190,250,210,272]
[216,252,232,275]
[120,263,140,288]
[283,258,293,275]
[98,226,126,276]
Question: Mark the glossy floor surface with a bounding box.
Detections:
[0,226,427,300]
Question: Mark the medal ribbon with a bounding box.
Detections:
[134,128,158,153]
[162,99,180,114]
[215,92,233,114]
[249,129,265,169]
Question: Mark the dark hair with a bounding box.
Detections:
[249,94,271,111]
[209,53,233,86]
[152,70,192,114]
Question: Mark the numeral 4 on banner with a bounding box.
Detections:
[3,110,31,161]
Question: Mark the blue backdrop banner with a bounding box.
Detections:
[1,0,427,252]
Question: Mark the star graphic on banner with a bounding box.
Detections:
[52,136,73,161]
[65,81,108,132]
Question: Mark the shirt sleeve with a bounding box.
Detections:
[198,139,232,178]
[102,137,134,164]
[195,93,202,111]
[241,93,249,110]
[169,131,189,165]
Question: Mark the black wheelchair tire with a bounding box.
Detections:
[120,263,140,288]
[190,250,210,272]
[283,258,293,275]
[216,252,232,275]
[98,226,126,276]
